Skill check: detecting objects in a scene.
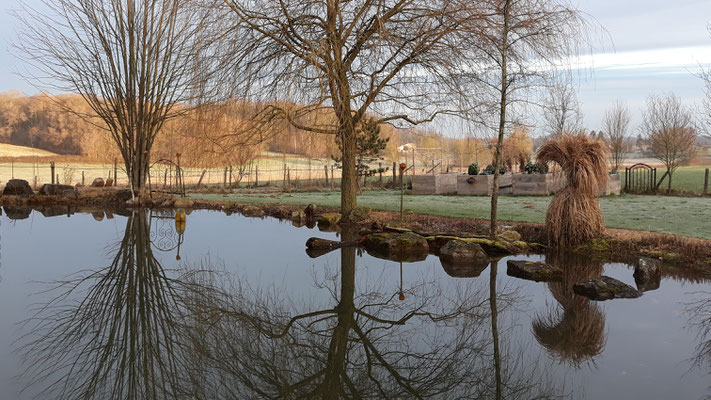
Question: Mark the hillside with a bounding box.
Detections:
[0,142,57,157]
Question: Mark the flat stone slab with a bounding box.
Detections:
[506,260,562,282]
[573,276,642,301]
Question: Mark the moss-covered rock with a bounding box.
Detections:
[634,258,662,292]
[342,206,371,223]
[506,260,563,282]
[173,197,194,209]
[439,240,488,265]
[427,235,515,256]
[499,230,521,242]
[364,232,429,262]
[317,212,342,226]
[241,205,263,217]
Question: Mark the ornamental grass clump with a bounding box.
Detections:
[537,133,609,247]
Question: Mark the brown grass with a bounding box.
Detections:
[532,252,606,366]
[537,133,609,247]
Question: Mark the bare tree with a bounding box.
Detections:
[602,100,631,172]
[542,74,584,136]
[15,0,211,196]
[641,94,697,190]
[463,0,590,240]
[210,0,477,216]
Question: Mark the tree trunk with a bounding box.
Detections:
[489,0,510,241]
[340,127,358,217]
[667,169,672,191]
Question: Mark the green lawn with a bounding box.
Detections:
[190,190,711,240]
[623,165,710,194]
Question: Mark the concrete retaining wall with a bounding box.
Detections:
[412,174,458,195]
[456,174,512,196]
[511,173,565,196]
[601,174,620,196]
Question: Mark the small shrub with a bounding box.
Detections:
[483,164,506,175]
[467,163,479,175]
[524,162,549,174]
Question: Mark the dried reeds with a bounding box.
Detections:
[532,252,606,366]
[537,133,609,247]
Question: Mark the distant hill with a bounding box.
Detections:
[697,135,711,147]
[0,143,57,158]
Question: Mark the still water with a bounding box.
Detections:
[0,208,710,399]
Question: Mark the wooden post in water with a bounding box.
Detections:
[704,168,709,195]
[50,161,55,184]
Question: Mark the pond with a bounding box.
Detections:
[0,207,710,399]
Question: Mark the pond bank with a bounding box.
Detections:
[1,186,711,275]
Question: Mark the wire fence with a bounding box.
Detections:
[0,160,367,190]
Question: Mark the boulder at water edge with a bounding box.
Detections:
[39,184,79,198]
[363,231,429,262]
[573,276,642,301]
[91,177,105,187]
[506,260,563,282]
[3,179,33,196]
[634,258,662,292]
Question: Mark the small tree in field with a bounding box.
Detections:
[641,94,697,190]
[333,117,389,187]
[602,101,631,172]
[16,0,210,197]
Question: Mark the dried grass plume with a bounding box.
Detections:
[537,133,609,246]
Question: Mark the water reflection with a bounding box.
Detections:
[17,216,564,399]
[684,291,711,397]
[18,211,199,399]
[533,253,606,367]
[181,226,561,399]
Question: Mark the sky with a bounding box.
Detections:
[0,0,710,135]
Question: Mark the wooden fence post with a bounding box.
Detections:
[287,168,291,191]
[704,168,709,195]
[82,171,85,186]
[114,159,118,186]
[229,166,233,188]
[50,161,55,184]
[392,162,397,187]
[223,167,228,188]
[196,169,207,188]
[255,166,259,188]
[379,162,383,186]
[324,165,329,185]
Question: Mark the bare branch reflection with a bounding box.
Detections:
[17,211,200,399]
[181,227,565,399]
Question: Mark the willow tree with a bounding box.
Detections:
[16,0,211,196]
[213,0,476,216]
[462,0,590,240]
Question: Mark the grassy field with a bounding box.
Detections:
[0,143,57,157]
[191,190,711,240]
[623,165,710,194]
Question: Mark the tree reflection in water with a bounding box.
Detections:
[182,226,563,399]
[17,217,566,399]
[684,291,711,398]
[17,210,200,399]
[532,252,606,367]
